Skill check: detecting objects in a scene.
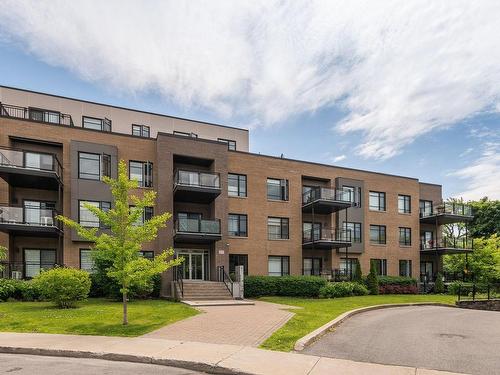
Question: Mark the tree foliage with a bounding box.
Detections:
[353,260,362,282]
[57,160,182,324]
[366,261,379,295]
[469,198,500,238]
[0,245,6,273]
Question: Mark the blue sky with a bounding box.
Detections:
[0,1,498,200]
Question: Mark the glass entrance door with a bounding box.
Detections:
[178,252,205,280]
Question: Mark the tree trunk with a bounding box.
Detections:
[122,291,128,325]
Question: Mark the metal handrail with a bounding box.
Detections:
[419,201,473,218]
[173,266,184,298]
[420,237,474,250]
[0,102,74,126]
[174,170,220,189]
[302,228,351,243]
[0,205,62,230]
[0,145,63,179]
[217,265,233,295]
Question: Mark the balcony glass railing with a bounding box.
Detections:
[0,146,62,178]
[175,217,221,234]
[174,170,220,189]
[420,202,473,218]
[0,102,74,126]
[0,205,60,228]
[420,237,473,250]
[303,228,351,243]
[302,187,353,205]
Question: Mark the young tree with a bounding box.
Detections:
[0,245,6,273]
[434,272,445,294]
[57,160,182,325]
[353,260,362,282]
[366,261,379,295]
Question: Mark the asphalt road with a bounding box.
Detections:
[0,353,205,374]
[303,305,500,375]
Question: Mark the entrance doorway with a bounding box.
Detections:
[178,250,209,280]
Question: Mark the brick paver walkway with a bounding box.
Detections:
[143,300,296,346]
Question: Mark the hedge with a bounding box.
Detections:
[244,276,327,298]
[319,282,368,298]
[376,276,418,294]
[377,276,417,286]
[0,279,41,301]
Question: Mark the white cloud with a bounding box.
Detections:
[1,1,500,160]
[331,154,347,163]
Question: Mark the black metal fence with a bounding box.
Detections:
[0,102,74,126]
[456,283,500,301]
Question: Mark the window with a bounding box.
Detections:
[267,178,289,201]
[399,260,412,277]
[139,251,154,259]
[80,249,94,272]
[420,200,433,217]
[228,173,247,197]
[174,131,197,138]
[369,191,386,211]
[131,206,153,226]
[303,222,321,242]
[268,217,289,240]
[343,222,362,242]
[370,225,386,244]
[343,186,356,203]
[132,124,150,138]
[228,214,248,237]
[29,108,60,124]
[129,161,153,187]
[83,116,111,132]
[79,200,110,227]
[24,249,56,278]
[340,258,357,276]
[398,195,411,214]
[303,257,322,276]
[370,258,387,276]
[78,152,111,180]
[268,256,289,276]
[229,254,248,275]
[218,138,236,150]
[421,231,434,249]
[399,227,412,246]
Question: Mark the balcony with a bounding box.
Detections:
[420,237,473,254]
[420,202,473,225]
[302,228,352,249]
[0,146,63,190]
[174,216,221,243]
[173,170,221,203]
[302,187,353,214]
[0,102,74,126]
[0,205,62,236]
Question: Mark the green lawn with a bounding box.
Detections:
[0,298,198,337]
[259,294,456,352]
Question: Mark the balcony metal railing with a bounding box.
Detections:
[174,170,220,190]
[302,187,353,205]
[0,205,61,229]
[0,146,63,178]
[0,102,74,126]
[420,237,473,250]
[420,202,473,218]
[175,217,221,235]
[0,261,59,279]
[302,228,351,243]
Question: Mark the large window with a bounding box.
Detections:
[83,116,111,132]
[370,258,387,276]
[399,227,412,246]
[129,161,153,187]
[228,214,248,237]
[78,152,111,180]
[268,256,289,276]
[218,138,236,150]
[229,254,248,275]
[303,257,322,276]
[132,124,150,138]
[420,200,433,216]
[228,173,247,197]
[268,217,289,240]
[267,178,289,201]
[343,186,356,203]
[398,195,411,214]
[370,224,386,244]
[399,260,412,277]
[369,191,386,211]
[340,258,357,277]
[24,249,56,278]
[343,222,362,242]
[79,249,94,272]
[79,200,110,227]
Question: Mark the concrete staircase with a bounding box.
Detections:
[178,280,233,301]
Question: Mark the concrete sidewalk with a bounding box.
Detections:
[0,332,465,375]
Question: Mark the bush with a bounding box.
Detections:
[0,279,16,301]
[434,273,445,293]
[244,276,327,298]
[448,281,474,296]
[379,284,419,294]
[377,276,417,286]
[319,282,369,298]
[366,262,379,295]
[353,261,362,282]
[34,267,91,308]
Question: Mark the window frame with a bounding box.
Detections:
[79,249,94,272]
[229,254,248,275]
[268,255,290,276]
[78,200,110,228]
[139,250,154,259]
[399,227,412,246]
[132,124,150,138]
[82,116,111,132]
[228,213,248,237]
[370,258,387,276]
[217,138,236,150]
[267,178,289,201]
[369,191,386,211]
[174,131,198,138]
[228,173,247,197]
[398,194,411,214]
[369,224,387,244]
[343,222,362,243]
[129,160,153,188]
[399,259,412,277]
[267,217,289,240]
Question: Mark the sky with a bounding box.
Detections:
[0,0,498,200]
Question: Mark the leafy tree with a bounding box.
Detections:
[0,245,6,273]
[366,261,379,295]
[469,198,500,238]
[434,272,445,293]
[443,235,500,283]
[57,160,182,324]
[353,260,362,282]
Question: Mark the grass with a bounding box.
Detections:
[0,298,198,336]
[259,294,456,352]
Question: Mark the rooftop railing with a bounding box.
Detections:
[0,102,74,126]
[302,187,353,205]
[174,170,220,190]
[0,146,63,178]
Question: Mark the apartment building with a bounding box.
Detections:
[0,86,473,298]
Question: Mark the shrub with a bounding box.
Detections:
[366,262,379,295]
[0,279,42,301]
[448,281,476,296]
[0,279,16,301]
[377,276,417,286]
[34,267,91,308]
[353,261,362,282]
[434,273,445,294]
[319,282,369,298]
[379,284,419,294]
[244,276,327,298]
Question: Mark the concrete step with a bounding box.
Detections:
[177,280,233,301]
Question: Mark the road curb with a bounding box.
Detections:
[293,302,454,351]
